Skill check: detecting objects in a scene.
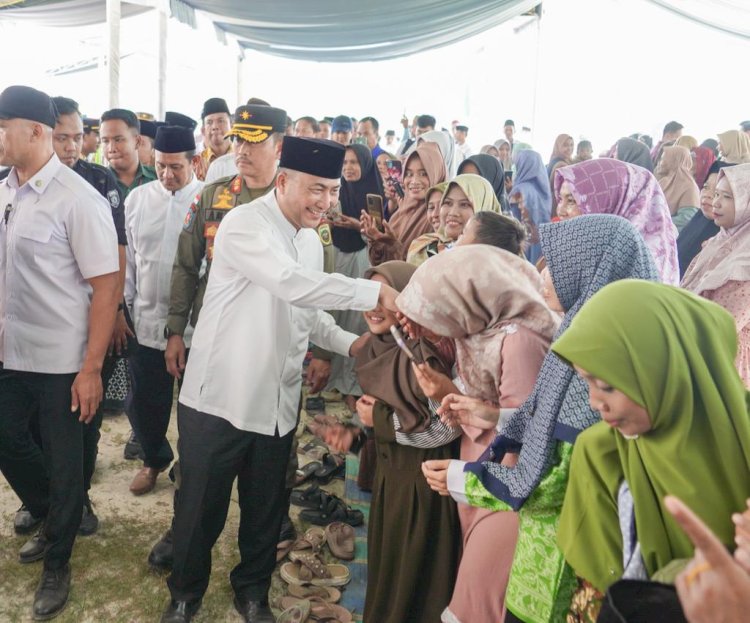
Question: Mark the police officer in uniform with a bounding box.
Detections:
[0,85,120,620]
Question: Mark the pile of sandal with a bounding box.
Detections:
[295,434,346,487]
[291,485,364,527]
[276,525,356,622]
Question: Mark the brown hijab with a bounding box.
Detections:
[387,142,447,257]
[354,261,448,434]
[657,145,701,214]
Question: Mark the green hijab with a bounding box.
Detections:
[553,279,750,592]
[442,173,501,215]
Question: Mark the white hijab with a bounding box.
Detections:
[412,130,461,179]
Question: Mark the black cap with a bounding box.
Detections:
[455,125,468,132]
[83,117,100,133]
[164,111,197,131]
[155,125,196,153]
[279,137,345,180]
[138,119,158,140]
[201,97,231,120]
[0,85,57,128]
[503,119,515,127]
[319,116,334,124]
[226,105,287,143]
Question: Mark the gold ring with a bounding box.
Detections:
[685,561,712,586]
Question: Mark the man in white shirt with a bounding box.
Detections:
[454,124,473,159]
[161,137,397,623]
[0,85,120,620]
[124,126,203,496]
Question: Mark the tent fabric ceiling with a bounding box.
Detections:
[174,0,541,62]
[0,0,148,27]
[646,0,750,39]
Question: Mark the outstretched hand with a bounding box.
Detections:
[438,393,499,430]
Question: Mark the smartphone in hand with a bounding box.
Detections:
[390,325,421,363]
[385,159,405,198]
[366,193,384,231]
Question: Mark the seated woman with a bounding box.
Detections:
[553,280,750,618]
[676,160,733,277]
[547,134,575,185]
[511,150,552,263]
[361,142,446,265]
[406,174,503,265]
[613,137,654,172]
[554,158,680,284]
[398,245,559,623]
[718,129,750,164]
[422,215,659,623]
[458,153,511,213]
[682,163,750,386]
[656,145,701,233]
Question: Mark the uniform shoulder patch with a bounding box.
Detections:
[183,198,200,232]
[107,189,120,209]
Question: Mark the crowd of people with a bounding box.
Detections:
[0,81,749,623]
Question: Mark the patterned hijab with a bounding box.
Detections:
[692,146,716,187]
[656,145,701,214]
[681,163,750,294]
[463,215,659,510]
[396,245,559,404]
[555,281,750,592]
[554,158,679,285]
[718,129,750,164]
[614,137,654,172]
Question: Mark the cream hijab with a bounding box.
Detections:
[718,130,750,164]
[656,145,701,214]
[682,163,750,293]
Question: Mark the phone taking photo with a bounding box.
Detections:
[385,159,405,198]
[366,193,384,231]
[390,325,421,363]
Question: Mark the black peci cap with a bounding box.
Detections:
[455,125,468,132]
[138,119,158,140]
[0,85,57,128]
[201,97,231,120]
[503,119,515,127]
[164,111,197,131]
[226,105,287,143]
[279,137,345,180]
[154,125,196,153]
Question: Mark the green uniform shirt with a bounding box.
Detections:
[111,162,157,199]
[166,174,274,336]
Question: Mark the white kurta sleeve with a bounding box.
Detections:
[217,219,380,311]
[309,310,358,357]
[123,195,137,310]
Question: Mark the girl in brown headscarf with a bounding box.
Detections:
[360,142,447,265]
[318,261,461,623]
[656,145,701,232]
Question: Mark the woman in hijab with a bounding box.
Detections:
[547,134,575,182]
[325,143,382,402]
[511,150,552,263]
[494,138,513,171]
[554,158,680,284]
[361,142,446,265]
[691,145,716,188]
[416,129,460,177]
[682,163,750,385]
[614,137,654,172]
[424,215,659,623]
[554,280,750,617]
[718,129,750,164]
[356,261,460,623]
[656,145,701,232]
[398,246,559,623]
[674,135,698,151]
[480,144,501,159]
[458,153,511,213]
[676,160,733,276]
[700,137,720,158]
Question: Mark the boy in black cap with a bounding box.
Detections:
[196,97,232,181]
[124,125,203,499]
[0,84,120,620]
[162,136,398,623]
[81,117,100,160]
[136,113,158,167]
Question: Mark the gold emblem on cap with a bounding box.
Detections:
[240,111,251,120]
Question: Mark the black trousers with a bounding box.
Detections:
[126,343,179,469]
[0,368,83,570]
[82,351,118,493]
[168,404,293,604]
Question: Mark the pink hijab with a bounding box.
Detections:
[681,163,750,294]
[554,158,680,284]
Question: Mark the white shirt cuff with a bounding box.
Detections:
[330,330,358,358]
[353,278,381,311]
[447,459,468,505]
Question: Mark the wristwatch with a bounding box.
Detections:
[163,326,182,339]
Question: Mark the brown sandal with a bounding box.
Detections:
[280,553,350,587]
[278,597,352,623]
[287,584,341,603]
[324,522,355,561]
[289,526,326,562]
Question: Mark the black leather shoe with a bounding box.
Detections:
[160,599,201,623]
[148,529,173,572]
[20,528,48,564]
[32,564,70,621]
[233,597,273,623]
[78,500,98,537]
[15,505,44,535]
[124,429,145,461]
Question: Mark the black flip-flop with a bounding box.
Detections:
[294,461,323,487]
[313,454,345,485]
[299,492,364,527]
[290,484,324,509]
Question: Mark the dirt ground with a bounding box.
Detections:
[0,394,351,623]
